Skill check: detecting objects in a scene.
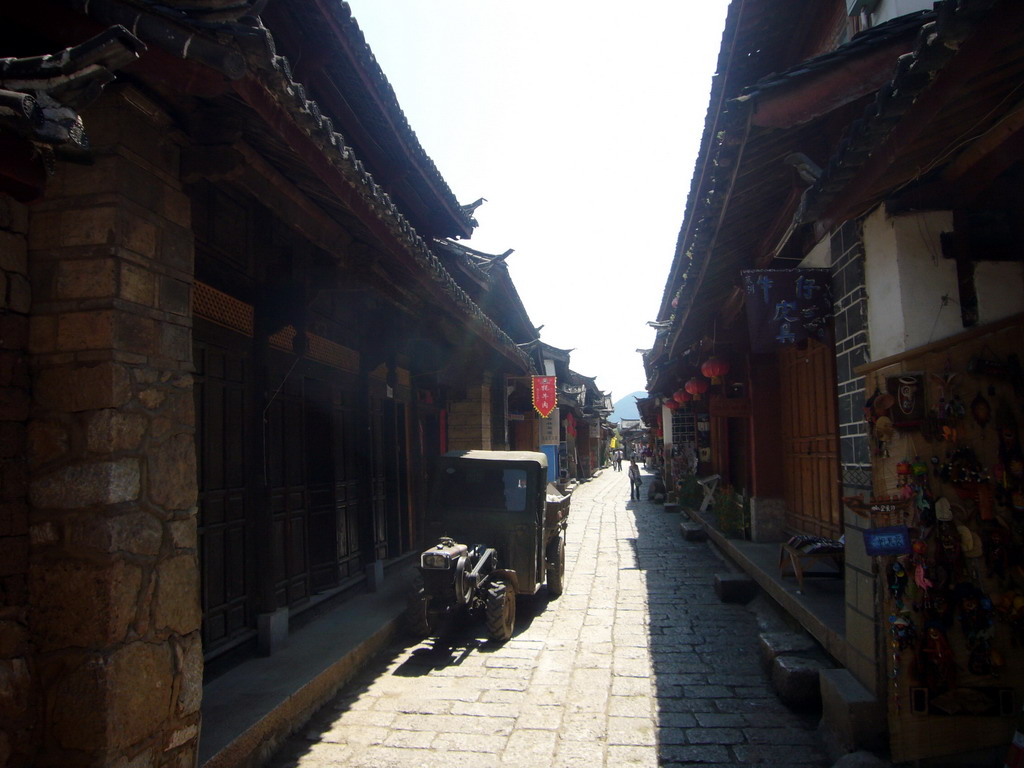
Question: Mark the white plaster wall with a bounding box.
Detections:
[801,234,831,268]
[891,211,960,347]
[864,208,906,359]
[975,260,1024,323]
[870,0,934,25]
[863,207,1024,359]
[863,208,959,360]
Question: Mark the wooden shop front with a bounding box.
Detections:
[855,313,1024,763]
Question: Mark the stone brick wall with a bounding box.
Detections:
[0,192,35,767]
[447,375,493,450]
[830,220,878,695]
[24,87,202,767]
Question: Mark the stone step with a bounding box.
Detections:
[680,521,707,541]
[771,654,829,711]
[758,631,819,666]
[714,573,757,603]
[820,668,886,758]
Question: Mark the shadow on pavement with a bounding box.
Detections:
[265,586,557,766]
[628,469,829,766]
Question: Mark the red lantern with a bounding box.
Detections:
[672,389,692,404]
[665,398,680,411]
[684,376,709,401]
[700,356,731,385]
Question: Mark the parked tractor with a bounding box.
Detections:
[406,450,571,642]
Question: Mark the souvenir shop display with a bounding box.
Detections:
[861,345,1023,735]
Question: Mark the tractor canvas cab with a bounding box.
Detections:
[407,450,571,642]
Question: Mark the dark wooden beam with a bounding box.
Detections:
[750,39,915,129]
[814,1,1024,239]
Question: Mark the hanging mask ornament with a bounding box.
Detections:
[971,391,991,431]
[898,376,918,417]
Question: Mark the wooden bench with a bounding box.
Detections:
[779,535,844,593]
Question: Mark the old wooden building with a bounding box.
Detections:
[0,2,540,766]
[646,0,1024,762]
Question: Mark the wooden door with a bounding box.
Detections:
[779,340,841,538]
[332,388,363,582]
[305,376,337,592]
[382,400,409,556]
[266,357,310,608]
[368,397,388,560]
[195,325,253,653]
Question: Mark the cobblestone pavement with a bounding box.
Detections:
[268,467,831,767]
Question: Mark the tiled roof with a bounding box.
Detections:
[0,25,143,174]
[797,0,1002,227]
[737,10,933,106]
[58,0,532,371]
[648,0,1012,394]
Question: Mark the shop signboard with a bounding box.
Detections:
[863,524,912,557]
[539,408,560,446]
[741,268,832,353]
[532,375,557,418]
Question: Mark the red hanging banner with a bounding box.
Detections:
[532,376,557,418]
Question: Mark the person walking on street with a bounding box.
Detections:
[628,458,642,500]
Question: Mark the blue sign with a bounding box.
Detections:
[741,268,833,353]
[863,525,912,557]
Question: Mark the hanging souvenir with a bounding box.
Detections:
[889,613,916,714]
[929,366,959,410]
[971,391,991,430]
[875,416,895,458]
[925,589,955,629]
[967,640,995,676]
[912,456,929,478]
[959,521,983,560]
[915,485,935,528]
[891,614,916,650]
[950,394,967,420]
[889,560,909,607]
[887,373,926,429]
[866,387,894,422]
[933,499,964,578]
[954,583,993,644]
[918,621,957,694]
[939,445,991,489]
[912,539,934,592]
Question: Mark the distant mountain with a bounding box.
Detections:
[610,391,645,422]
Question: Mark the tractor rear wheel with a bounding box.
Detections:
[546,534,565,598]
[484,579,515,642]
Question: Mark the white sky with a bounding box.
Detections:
[348,1,731,403]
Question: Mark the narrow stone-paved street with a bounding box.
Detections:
[268,468,830,767]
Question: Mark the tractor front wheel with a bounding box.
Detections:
[405,577,435,638]
[484,579,515,642]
